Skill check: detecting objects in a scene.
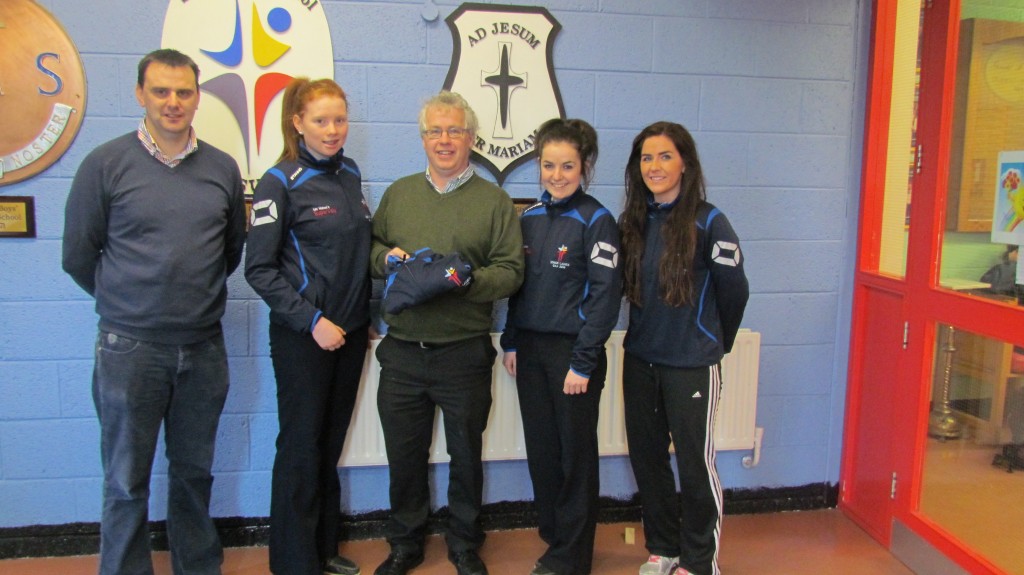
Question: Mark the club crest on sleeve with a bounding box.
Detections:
[590,241,618,269]
[711,241,741,267]
[250,199,279,226]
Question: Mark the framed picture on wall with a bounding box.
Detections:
[991,150,1024,244]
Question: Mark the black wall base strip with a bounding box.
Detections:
[0,483,837,559]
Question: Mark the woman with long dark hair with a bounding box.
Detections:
[245,78,371,575]
[619,122,748,575]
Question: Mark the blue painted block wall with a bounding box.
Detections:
[0,0,869,527]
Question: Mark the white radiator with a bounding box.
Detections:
[339,329,762,467]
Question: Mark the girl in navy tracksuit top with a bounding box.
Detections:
[501,119,622,575]
[619,122,748,575]
[244,78,370,575]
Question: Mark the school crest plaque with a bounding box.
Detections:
[443,3,564,184]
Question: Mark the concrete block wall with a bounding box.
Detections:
[0,0,869,527]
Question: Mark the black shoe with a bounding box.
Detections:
[373,549,424,575]
[323,555,360,575]
[449,550,488,575]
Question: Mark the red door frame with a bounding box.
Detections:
[839,0,904,545]
[844,0,1024,573]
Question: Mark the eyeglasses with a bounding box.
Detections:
[422,127,468,140]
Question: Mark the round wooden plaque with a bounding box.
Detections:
[0,0,87,186]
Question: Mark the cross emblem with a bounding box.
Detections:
[481,41,527,138]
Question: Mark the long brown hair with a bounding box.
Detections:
[620,121,706,307]
[279,77,348,162]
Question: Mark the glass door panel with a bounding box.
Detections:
[921,323,1024,574]
[877,0,925,278]
[940,3,1024,300]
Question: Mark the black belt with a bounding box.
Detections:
[396,338,451,350]
[393,336,470,350]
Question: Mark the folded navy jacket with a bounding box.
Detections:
[382,248,473,315]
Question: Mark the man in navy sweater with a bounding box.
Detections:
[62,49,246,575]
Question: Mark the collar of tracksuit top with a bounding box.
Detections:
[646,191,680,213]
[538,188,584,207]
[297,140,345,172]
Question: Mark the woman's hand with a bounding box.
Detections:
[502,351,517,377]
[312,317,346,351]
[563,370,589,395]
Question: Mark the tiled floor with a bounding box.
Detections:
[0,509,913,574]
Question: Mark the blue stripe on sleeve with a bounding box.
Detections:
[561,209,587,225]
[290,230,310,294]
[292,168,322,189]
[266,167,288,186]
[577,280,590,321]
[588,207,610,227]
[341,162,360,178]
[695,274,718,342]
[699,207,721,230]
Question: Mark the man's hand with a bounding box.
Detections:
[386,246,410,265]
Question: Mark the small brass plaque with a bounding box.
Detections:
[0,196,36,237]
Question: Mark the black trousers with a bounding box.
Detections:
[375,334,496,555]
[516,332,604,575]
[622,353,723,575]
[268,322,369,575]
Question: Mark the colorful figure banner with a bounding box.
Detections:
[162,0,334,191]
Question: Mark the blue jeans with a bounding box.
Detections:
[92,330,229,575]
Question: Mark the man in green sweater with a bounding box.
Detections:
[370,91,524,575]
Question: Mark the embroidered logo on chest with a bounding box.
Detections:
[312,205,336,217]
[549,244,570,269]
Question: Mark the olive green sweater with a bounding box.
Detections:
[371,172,524,343]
